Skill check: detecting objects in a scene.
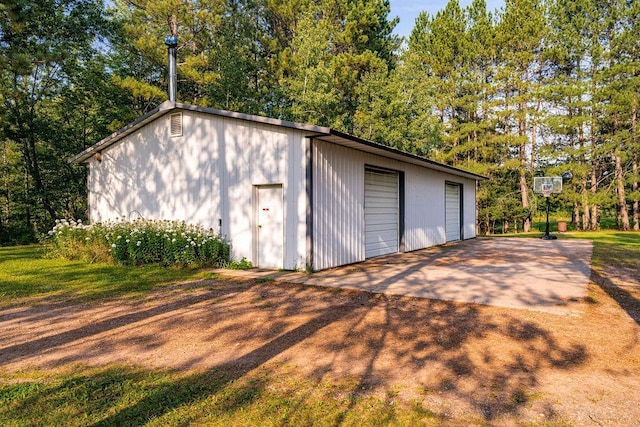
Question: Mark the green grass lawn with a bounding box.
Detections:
[562,231,640,269]
[0,365,432,427]
[498,230,640,270]
[0,245,212,304]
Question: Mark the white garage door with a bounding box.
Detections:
[365,169,399,258]
[445,183,461,242]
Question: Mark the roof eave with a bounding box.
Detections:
[173,103,331,134]
[68,100,176,164]
[68,100,486,181]
[325,129,488,181]
[68,101,332,164]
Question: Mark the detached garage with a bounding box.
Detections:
[70,100,485,271]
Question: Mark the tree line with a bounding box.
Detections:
[1,0,638,244]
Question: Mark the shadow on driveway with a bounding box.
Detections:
[218,238,594,313]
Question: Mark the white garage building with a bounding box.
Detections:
[70,101,485,271]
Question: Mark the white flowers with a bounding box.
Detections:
[45,217,228,266]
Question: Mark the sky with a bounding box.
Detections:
[390,0,505,39]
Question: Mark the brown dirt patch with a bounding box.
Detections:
[1,275,639,425]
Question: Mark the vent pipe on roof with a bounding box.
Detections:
[165,35,178,102]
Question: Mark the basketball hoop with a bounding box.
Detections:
[533,177,562,196]
[533,177,562,240]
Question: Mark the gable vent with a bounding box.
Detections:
[170,112,183,137]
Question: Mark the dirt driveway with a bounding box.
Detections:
[1,238,639,425]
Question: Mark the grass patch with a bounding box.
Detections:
[225,257,254,270]
[561,231,640,270]
[0,245,210,304]
[496,230,640,271]
[0,365,438,427]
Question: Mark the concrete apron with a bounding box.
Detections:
[214,237,594,315]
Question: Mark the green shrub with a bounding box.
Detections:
[0,222,37,245]
[226,257,253,270]
[42,218,230,267]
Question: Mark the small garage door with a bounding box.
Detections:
[445,183,461,242]
[365,168,399,258]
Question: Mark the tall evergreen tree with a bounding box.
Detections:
[611,0,640,230]
[494,0,547,232]
[279,0,399,131]
[597,0,631,230]
[544,0,594,229]
[111,0,226,106]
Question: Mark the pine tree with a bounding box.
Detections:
[494,0,547,232]
[598,0,631,230]
[612,0,640,230]
[544,0,594,230]
[279,0,399,131]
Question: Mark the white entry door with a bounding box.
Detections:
[445,183,461,242]
[256,185,284,269]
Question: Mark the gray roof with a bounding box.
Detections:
[69,100,486,181]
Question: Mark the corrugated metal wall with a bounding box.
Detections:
[403,164,447,250]
[89,110,308,270]
[312,142,365,270]
[463,181,477,239]
[313,140,477,270]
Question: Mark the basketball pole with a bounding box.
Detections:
[541,194,557,240]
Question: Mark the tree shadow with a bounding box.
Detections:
[1,278,592,424]
[90,303,354,426]
[591,269,640,325]
[308,238,593,312]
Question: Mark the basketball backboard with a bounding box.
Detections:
[533,176,562,195]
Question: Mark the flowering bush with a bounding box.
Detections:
[43,218,230,267]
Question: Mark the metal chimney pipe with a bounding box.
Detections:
[164,35,178,102]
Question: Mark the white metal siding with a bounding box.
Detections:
[313,140,477,270]
[88,111,479,272]
[404,166,447,249]
[445,183,461,242]
[88,110,308,270]
[463,182,477,239]
[365,169,398,258]
[312,142,364,270]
